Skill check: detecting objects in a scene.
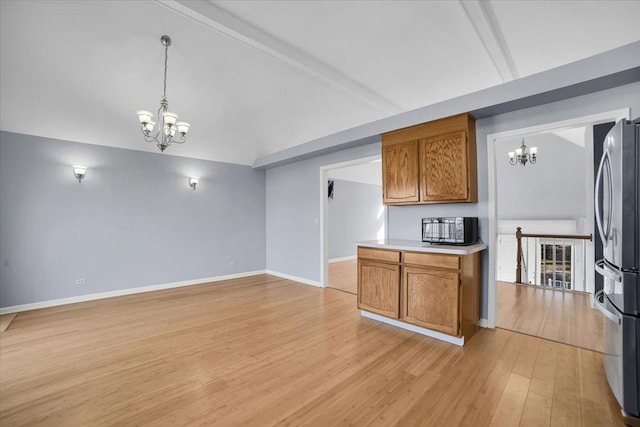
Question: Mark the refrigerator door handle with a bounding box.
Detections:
[595,150,608,244]
[595,259,622,283]
[594,150,613,244]
[603,150,613,240]
[594,290,621,325]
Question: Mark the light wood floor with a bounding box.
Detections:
[497,281,604,353]
[0,313,17,333]
[0,275,622,426]
[328,258,357,294]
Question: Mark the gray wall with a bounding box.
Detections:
[266,143,380,280]
[0,132,266,308]
[265,81,640,318]
[328,179,383,260]
[496,133,586,220]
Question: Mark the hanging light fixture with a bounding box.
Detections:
[508,138,537,166]
[136,35,190,152]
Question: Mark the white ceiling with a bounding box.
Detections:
[1,0,639,166]
[551,127,586,148]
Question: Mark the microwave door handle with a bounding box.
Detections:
[594,290,621,325]
[594,150,608,244]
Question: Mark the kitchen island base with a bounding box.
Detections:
[361,310,466,346]
[357,240,486,346]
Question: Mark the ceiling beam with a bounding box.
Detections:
[459,0,518,82]
[156,0,404,115]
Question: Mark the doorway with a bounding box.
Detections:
[319,156,386,293]
[486,109,629,352]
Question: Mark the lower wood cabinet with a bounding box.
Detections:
[357,259,400,319]
[358,247,481,342]
[402,266,460,336]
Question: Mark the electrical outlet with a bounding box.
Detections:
[229,260,237,267]
[75,278,86,285]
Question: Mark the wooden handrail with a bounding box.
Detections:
[515,227,592,285]
[518,232,592,241]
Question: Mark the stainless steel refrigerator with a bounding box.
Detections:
[594,117,640,421]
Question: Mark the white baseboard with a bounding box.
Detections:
[328,255,357,264]
[478,318,490,328]
[590,293,597,309]
[0,270,267,315]
[265,270,323,287]
[361,310,465,346]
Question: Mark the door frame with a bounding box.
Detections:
[319,155,388,287]
[486,108,629,328]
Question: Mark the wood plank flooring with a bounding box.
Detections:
[0,313,17,333]
[497,281,604,352]
[0,275,623,426]
[328,258,357,294]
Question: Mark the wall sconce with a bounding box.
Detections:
[73,166,87,183]
[189,177,199,190]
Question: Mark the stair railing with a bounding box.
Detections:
[515,227,592,291]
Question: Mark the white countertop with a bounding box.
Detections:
[357,239,486,255]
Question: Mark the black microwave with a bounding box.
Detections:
[422,217,479,245]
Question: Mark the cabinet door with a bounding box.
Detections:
[382,141,419,204]
[402,266,460,336]
[358,260,400,318]
[420,131,468,202]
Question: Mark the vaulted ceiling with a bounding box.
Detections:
[1,0,639,166]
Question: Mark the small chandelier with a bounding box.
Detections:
[137,35,190,152]
[508,138,537,166]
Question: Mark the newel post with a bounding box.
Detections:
[515,227,522,284]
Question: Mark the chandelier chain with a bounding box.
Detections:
[163,43,168,101]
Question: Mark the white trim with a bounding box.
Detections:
[478,318,490,328]
[486,108,629,329]
[328,255,357,264]
[487,123,498,328]
[459,0,516,82]
[265,270,322,287]
[319,155,385,288]
[584,125,596,294]
[360,311,465,346]
[0,270,267,315]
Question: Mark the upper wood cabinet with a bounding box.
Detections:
[382,141,420,203]
[420,131,468,202]
[381,113,477,205]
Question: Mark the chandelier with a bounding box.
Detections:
[508,138,537,166]
[137,35,190,152]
